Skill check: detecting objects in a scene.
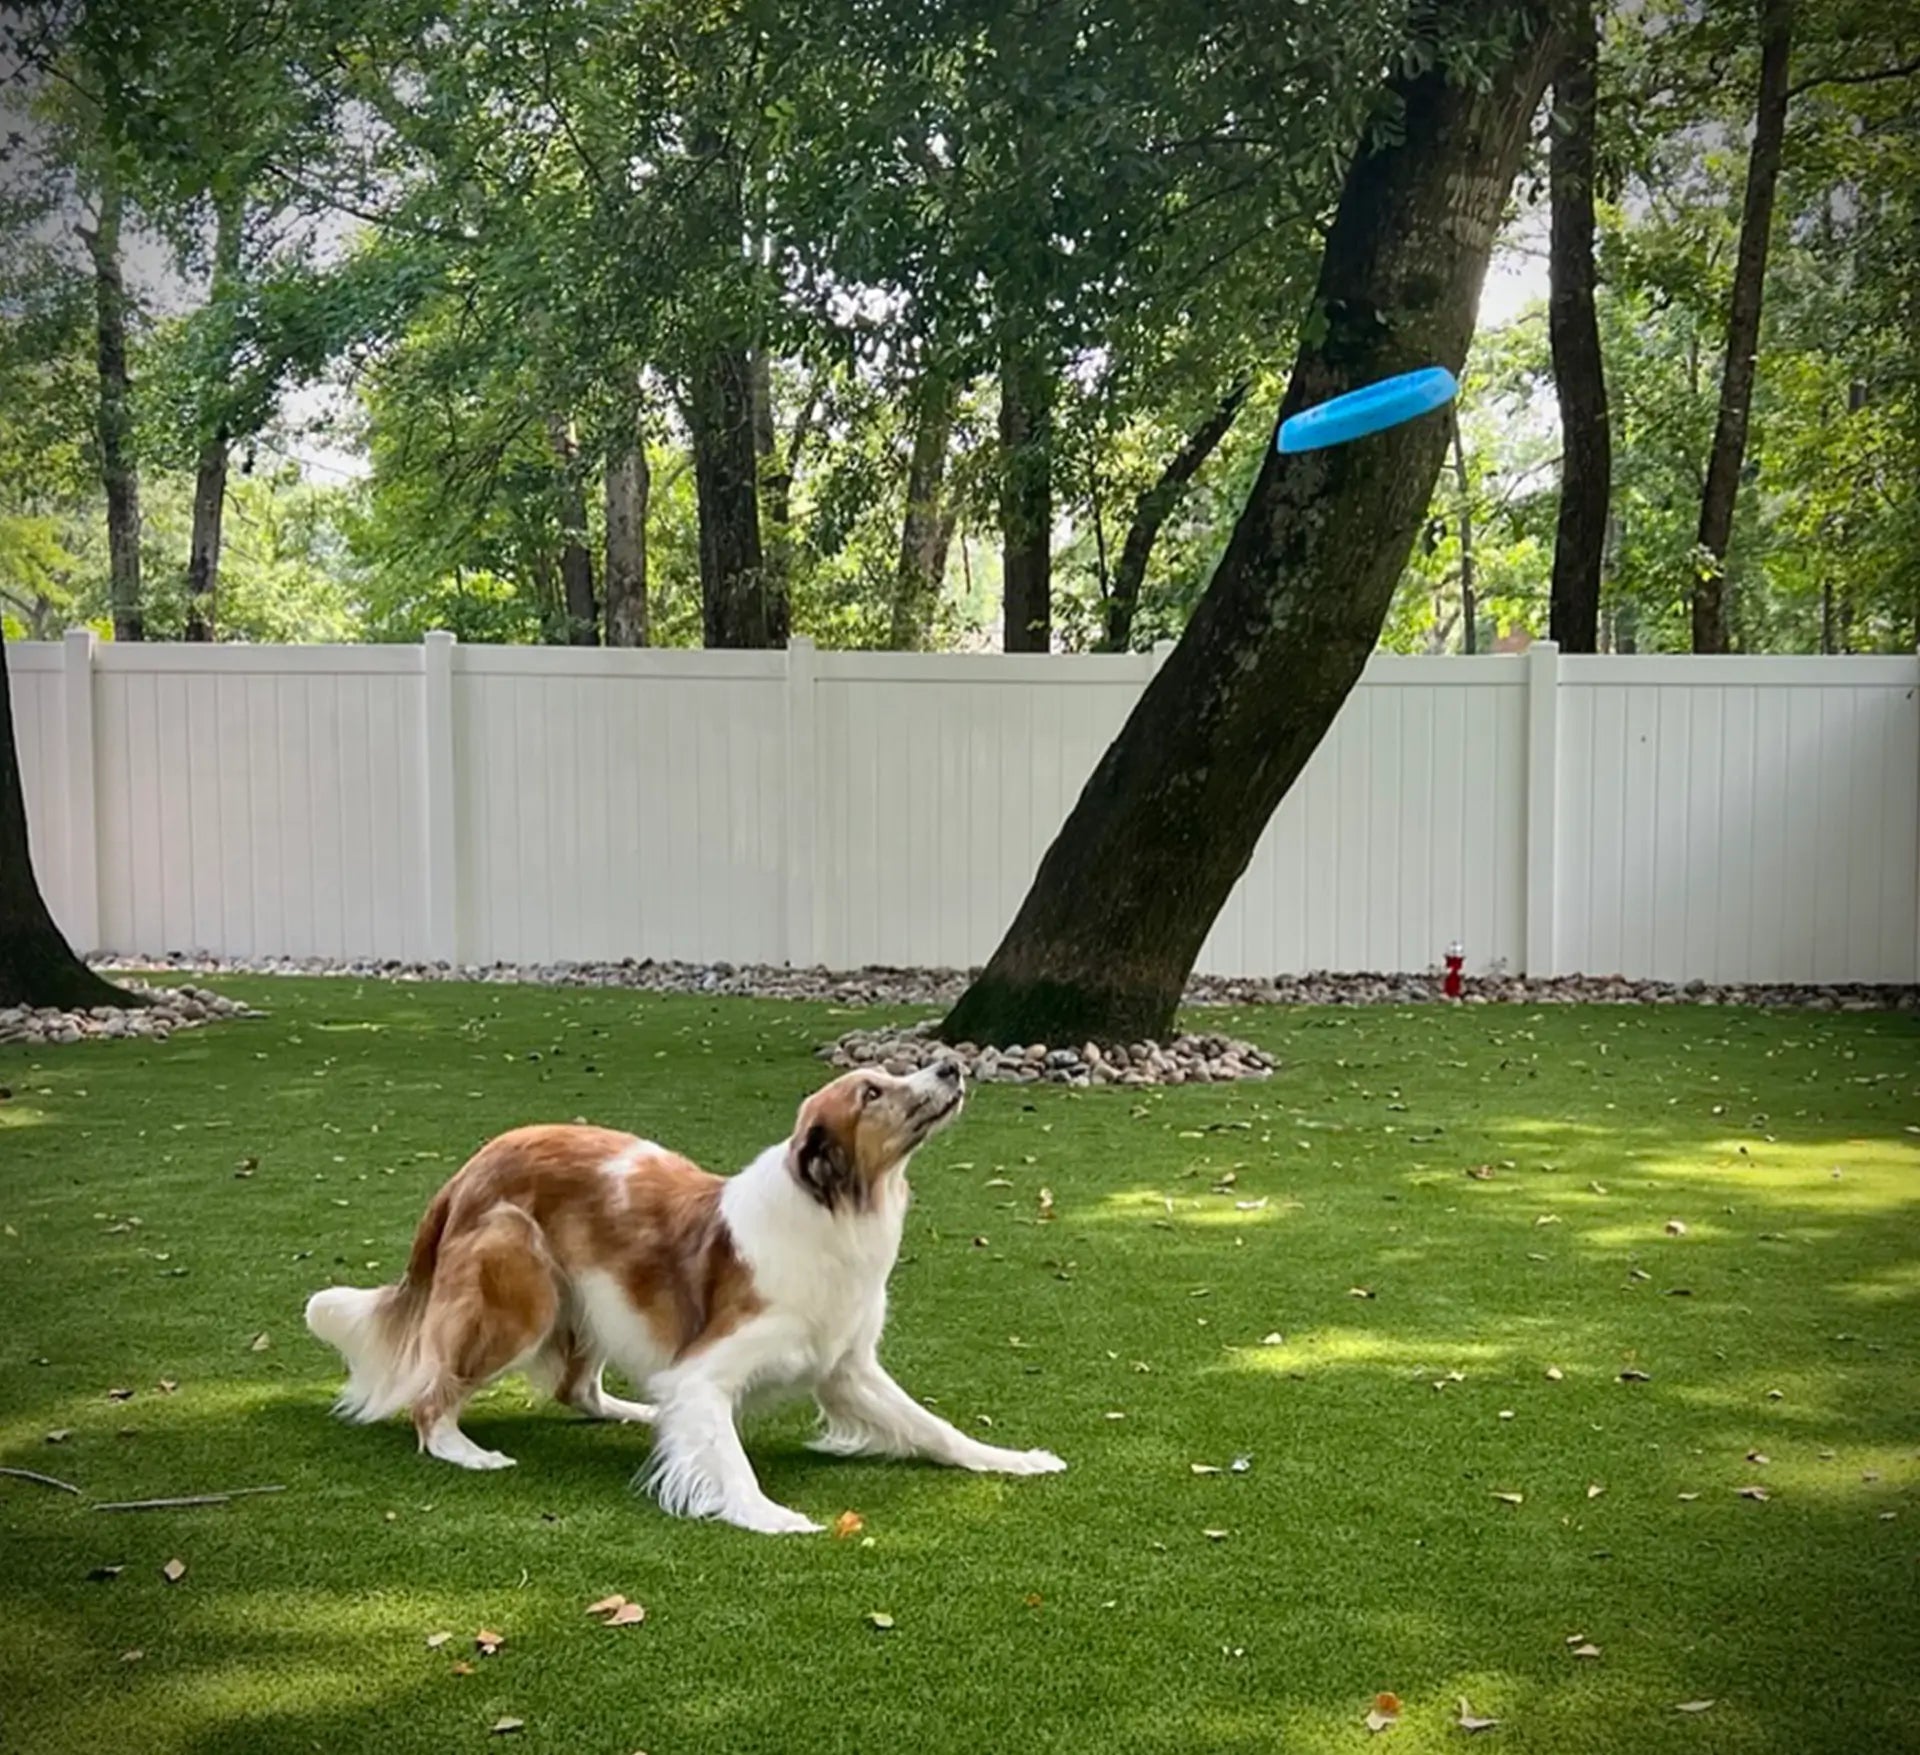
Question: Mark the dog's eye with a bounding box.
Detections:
[859,1082,880,1106]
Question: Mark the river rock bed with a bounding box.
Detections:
[822,1020,1275,1085]
[0,984,258,1048]
[89,953,1919,1013]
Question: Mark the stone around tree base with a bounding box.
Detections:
[0,985,258,1048]
[821,1020,1277,1087]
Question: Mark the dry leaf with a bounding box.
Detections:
[1745,1451,1770,1465]
[106,1387,134,1402]
[1678,1491,1700,1501]
[1534,1214,1560,1227]
[1587,1483,1606,1499]
[603,1602,646,1627]
[866,1611,895,1630]
[1457,1698,1501,1732]
[585,1595,627,1616]
[832,1511,865,1539]
[425,1631,453,1649]
[161,1557,186,1583]
[1570,1643,1602,1660]
[1202,1528,1231,1540]
[449,1660,475,1677]
[1349,1286,1376,1299]
[157,1379,178,1394]
[1234,1198,1268,1212]
[45,1428,72,1443]
[1737,1485,1771,1501]
[1618,1369,1652,1383]
[475,1628,505,1655]
[1466,1164,1495,1180]
[86,1564,125,1582]
[1190,1462,1221,1476]
[1037,1187,1055,1220]
[1023,1593,1043,1608]
[1491,1491,1524,1506]
[1674,1700,1716,1714]
[1665,1219,1688,1237]
[491,1717,524,1735]
[249,1332,270,1352]
[1365,1692,1401,1732]
[1260,1332,1285,1346]
[1230,1454,1252,1473]
[1544,1366,1563,1382]
[120,1649,143,1663]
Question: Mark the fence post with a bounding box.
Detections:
[1524,638,1560,977]
[61,628,100,954]
[785,636,819,969]
[421,631,460,966]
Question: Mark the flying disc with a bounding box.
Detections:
[1276,366,1459,454]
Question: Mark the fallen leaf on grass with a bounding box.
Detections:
[1230,1454,1252,1473]
[1674,1700,1716,1714]
[1665,1219,1689,1237]
[585,1595,627,1617]
[1202,1528,1231,1541]
[1457,1698,1501,1732]
[45,1429,71,1443]
[1544,1366,1563,1382]
[449,1661,475,1677]
[602,1602,646,1626]
[1745,1450,1769,1465]
[161,1558,186,1584]
[248,1333,270,1352]
[425,1631,452,1649]
[1677,1492,1700,1501]
[1570,1643,1602,1660]
[474,1628,505,1655]
[1260,1333,1285,1346]
[1365,1692,1401,1732]
[86,1565,124,1582]
[1587,1483,1606,1499]
[1737,1485,1771,1501]
[1190,1463,1222,1476]
[1618,1369,1652,1383]
[1348,1287,1376,1300]
[1466,1164,1495,1180]
[157,1379,178,1394]
[490,1717,524,1735]
[865,1611,895,1631]
[106,1388,134,1403]
[832,1511,865,1539]
[1023,1593,1043,1609]
[1491,1492,1524,1506]
[1037,1187,1055,1221]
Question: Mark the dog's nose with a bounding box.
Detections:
[933,1056,964,1085]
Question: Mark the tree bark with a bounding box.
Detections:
[689,346,778,647]
[889,372,959,651]
[1102,383,1249,652]
[0,626,142,1007]
[1547,3,1609,655]
[80,175,143,644]
[1693,0,1793,654]
[999,333,1052,652]
[604,439,650,648]
[547,415,599,645]
[185,192,245,644]
[940,0,1560,1046]
[1452,412,1478,654]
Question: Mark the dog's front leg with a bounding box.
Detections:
[643,1320,820,1536]
[813,1351,1066,1476]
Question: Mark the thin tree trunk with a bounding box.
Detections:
[889,372,959,651]
[185,192,245,643]
[1102,383,1249,651]
[999,333,1052,652]
[940,0,1560,1046]
[0,625,142,1007]
[546,414,599,645]
[689,346,776,647]
[604,439,650,647]
[1693,0,1793,654]
[1452,413,1478,655]
[1547,3,1609,654]
[80,175,142,643]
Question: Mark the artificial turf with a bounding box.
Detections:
[0,979,1915,1754]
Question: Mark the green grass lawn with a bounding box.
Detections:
[1,980,1915,1754]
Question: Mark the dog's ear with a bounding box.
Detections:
[791,1120,858,1210]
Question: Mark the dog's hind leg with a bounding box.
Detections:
[527,1330,656,1424]
[410,1208,558,1471]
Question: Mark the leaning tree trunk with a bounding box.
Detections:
[0,625,142,1007]
[889,371,959,651]
[940,0,1561,1047]
[689,345,778,647]
[604,439,650,647]
[999,332,1053,652]
[80,174,143,644]
[1547,1,1609,655]
[185,191,245,643]
[1693,0,1793,654]
[1102,382,1249,651]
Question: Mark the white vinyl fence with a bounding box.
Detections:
[9,633,1918,984]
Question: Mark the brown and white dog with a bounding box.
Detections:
[305,1057,1064,1534]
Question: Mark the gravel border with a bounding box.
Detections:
[0,984,258,1047]
[88,953,1919,1013]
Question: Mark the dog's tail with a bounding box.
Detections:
[304,1184,454,1423]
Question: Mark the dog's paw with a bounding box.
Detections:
[729,1501,823,1537]
[980,1446,1067,1476]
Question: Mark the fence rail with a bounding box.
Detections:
[9,634,1918,984]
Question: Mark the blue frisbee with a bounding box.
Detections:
[1276,366,1459,454]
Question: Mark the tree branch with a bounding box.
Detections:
[1786,56,1920,100]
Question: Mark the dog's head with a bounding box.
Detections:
[786,1058,965,1211]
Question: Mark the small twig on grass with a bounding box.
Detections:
[93,1485,286,1512]
[0,1466,82,1495]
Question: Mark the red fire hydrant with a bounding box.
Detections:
[1443,940,1465,1000]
